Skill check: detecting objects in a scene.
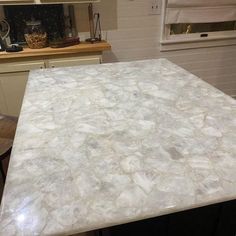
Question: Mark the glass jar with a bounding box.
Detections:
[24,20,47,49]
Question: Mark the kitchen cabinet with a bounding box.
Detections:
[0,0,99,5]
[0,54,102,117]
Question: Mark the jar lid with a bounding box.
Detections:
[26,20,41,26]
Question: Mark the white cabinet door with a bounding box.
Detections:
[48,57,101,68]
[0,72,28,116]
[0,61,45,74]
[0,61,45,117]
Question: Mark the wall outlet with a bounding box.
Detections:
[149,0,161,15]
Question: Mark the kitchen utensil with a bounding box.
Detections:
[64,5,77,38]
[0,19,10,51]
[0,37,6,51]
[24,19,47,49]
[5,45,23,52]
[94,13,102,41]
[86,4,102,43]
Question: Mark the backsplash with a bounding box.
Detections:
[4,5,65,44]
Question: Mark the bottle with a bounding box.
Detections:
[0,36,6,51]
[24,19,47,49]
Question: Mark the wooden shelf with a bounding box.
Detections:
[0,41,111,61]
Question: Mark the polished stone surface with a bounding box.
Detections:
[0,59,236,236]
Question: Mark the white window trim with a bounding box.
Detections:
[160,0,236,51]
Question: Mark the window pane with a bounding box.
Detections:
[170,21,236,35]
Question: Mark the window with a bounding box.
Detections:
[170,22,236,35]
[161,0,236,50]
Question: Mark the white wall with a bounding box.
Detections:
[162,45,236,97]
[100,0,160,62]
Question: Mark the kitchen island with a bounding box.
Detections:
[0,41,111,117]
[0,59,236,235]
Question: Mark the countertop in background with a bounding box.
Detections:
[0,41,111,61]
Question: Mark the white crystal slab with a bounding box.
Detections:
[0,59,236,236]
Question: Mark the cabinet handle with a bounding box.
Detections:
[51,65,55,68]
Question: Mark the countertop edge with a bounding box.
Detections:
[0,41,111,61]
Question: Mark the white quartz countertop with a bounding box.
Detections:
[0,59,236,236]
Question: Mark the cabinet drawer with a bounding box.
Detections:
[48,57,101,68]
[0,61,45,74]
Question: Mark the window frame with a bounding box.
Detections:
[160,0,236,51]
